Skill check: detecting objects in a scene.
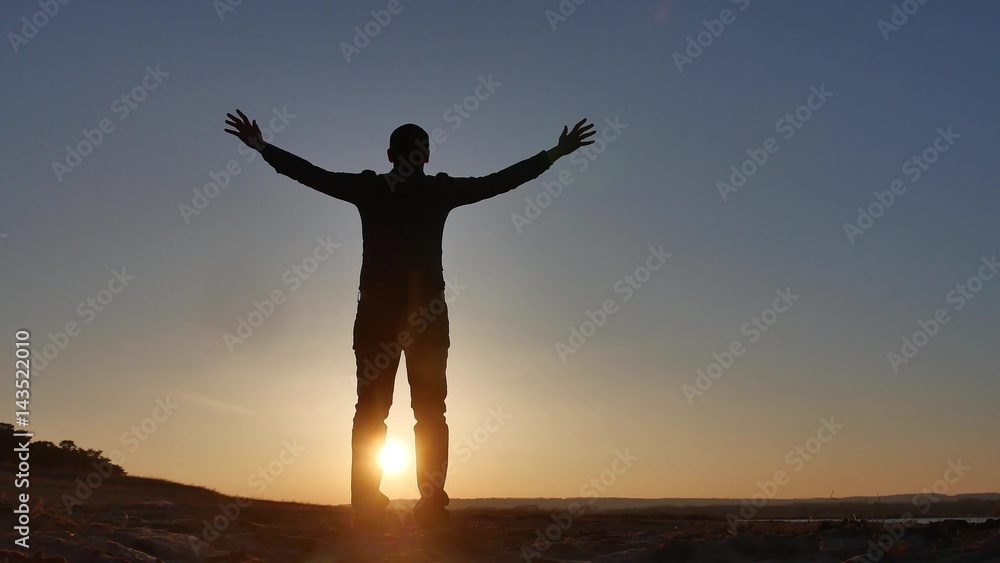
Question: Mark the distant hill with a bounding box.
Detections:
[394,495,1000,519]
[427,494,1000,510]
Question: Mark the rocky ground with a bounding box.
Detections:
[1,471,998,562]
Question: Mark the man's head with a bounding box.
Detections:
[388,123,430,168]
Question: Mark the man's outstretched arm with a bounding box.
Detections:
[444,119,596,208]
[224,109,365,204]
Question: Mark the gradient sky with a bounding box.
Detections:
[2,1,998,505]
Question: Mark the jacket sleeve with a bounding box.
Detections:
[261,144,367,204]
[442,150,553,208]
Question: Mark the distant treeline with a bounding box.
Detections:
[1,422,125,476]
[608,499,1000,520]
[421,496,1000,519]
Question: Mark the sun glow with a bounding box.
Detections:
[378,439,410,475]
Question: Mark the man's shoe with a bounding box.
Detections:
[352,511,386,535]
[413,504,451,530]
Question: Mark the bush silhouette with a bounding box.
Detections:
[1,422,125,476]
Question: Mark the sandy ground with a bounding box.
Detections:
[1,472,998,562]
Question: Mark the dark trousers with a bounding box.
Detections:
[351,289,451,518]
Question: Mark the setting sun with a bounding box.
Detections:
[378,439,410,476]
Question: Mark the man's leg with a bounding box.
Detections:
[351,295,403,525]
[405,293,451,525]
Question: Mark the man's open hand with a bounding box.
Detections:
[224,109,266,151]
[549,119,596,162]
[559,119,596,153]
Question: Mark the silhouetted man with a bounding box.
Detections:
[225,109,595,531]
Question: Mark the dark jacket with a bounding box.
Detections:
[262,145,552,293]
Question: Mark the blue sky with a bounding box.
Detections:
[2,1,998,504]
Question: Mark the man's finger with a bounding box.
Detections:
[224,129,239,135]
[236,109,249,123]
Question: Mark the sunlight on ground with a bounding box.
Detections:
[378,438,410,475]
